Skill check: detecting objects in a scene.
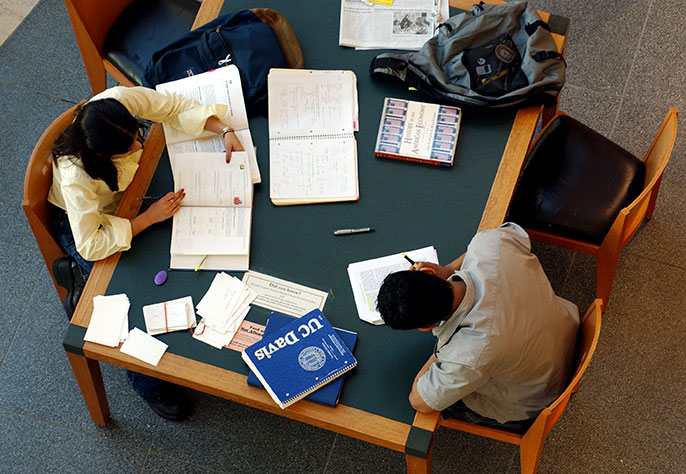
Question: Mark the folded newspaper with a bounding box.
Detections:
[339,0,449,51]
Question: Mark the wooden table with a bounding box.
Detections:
[63,1,568,472]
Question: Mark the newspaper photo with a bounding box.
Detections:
[339,0,449,50]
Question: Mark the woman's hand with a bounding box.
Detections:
[131,190,185,237]
[147,190,185,223]
[224,130,244,163]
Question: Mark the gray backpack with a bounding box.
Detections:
[370,1,567,108]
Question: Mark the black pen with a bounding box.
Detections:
[401,252,418,268]
[137,195,163,201]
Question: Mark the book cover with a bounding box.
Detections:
[374,97,462,167]
[241,309,357,409]
[247,312,357,407]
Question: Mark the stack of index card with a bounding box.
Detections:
[193,272,257,349]
[143,296,197,335]
[83,294,130,347]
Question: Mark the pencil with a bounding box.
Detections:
[194,255,208,272]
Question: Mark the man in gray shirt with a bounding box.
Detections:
[377,223,579,427]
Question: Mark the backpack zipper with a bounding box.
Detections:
[215,25,234,65]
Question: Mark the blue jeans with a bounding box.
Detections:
[51,206,93,280]
[51,205,168,398]
[442,400,535,434]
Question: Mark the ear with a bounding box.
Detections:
[418,266,436,276]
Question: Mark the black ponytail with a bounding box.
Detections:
[52,98,143,192]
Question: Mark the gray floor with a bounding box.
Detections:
[1,0,684,472]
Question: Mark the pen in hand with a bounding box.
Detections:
[137,195,163,201]
[401,252,418,268]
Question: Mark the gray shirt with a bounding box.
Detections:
[417,223,580,423]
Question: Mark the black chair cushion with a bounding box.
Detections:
[103,0,200,86]
[507,115,646,245]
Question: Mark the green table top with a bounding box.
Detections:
[107,0,517,425]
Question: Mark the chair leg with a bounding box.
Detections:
[645,174,664,219]
[596,247,621,311]
[519,429,546,474]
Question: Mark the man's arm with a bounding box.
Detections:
[409,354,438,413]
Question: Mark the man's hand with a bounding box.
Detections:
[412,261,454,280]
[409,354,439,413]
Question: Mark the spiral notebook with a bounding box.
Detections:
[267,69,359,205]
[241,309,357,409]
[246,312,357,407]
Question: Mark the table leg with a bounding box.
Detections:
[406,451,433,474]
[66,352,110,426]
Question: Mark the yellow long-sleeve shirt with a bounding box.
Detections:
[48,86,228,261]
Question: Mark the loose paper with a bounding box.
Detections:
[120,328,168,366]
[242,271,328,317]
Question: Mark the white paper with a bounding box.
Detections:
[242,271,329,317]
[339,0,449,51]
[84,294,130,347]
[120,328,168,366]
[268,69,359,205]
[170,206,251,256]
[173,152,252,208]
[156,65,261,184]
[347,246,439,324]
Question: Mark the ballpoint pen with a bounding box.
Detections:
[137,195,163,200]
[333,227,374,236]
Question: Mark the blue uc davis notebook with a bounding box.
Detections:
[247,312,358,407]
[241,309,358,409]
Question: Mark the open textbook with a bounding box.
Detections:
[156,64,261,184]
[347,246,439,325]
[268,69,359,205]
[339,0,449,51]
[169,152,253,271]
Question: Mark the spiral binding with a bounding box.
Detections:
[282,360,358,407]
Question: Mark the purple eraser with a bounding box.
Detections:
[154,270,168,286]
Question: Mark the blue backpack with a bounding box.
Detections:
[143,10,288,115]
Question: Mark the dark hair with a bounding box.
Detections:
[376,271,454,330]
[52,98,143,191]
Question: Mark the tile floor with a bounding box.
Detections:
[0,0,684,472]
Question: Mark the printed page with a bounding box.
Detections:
[156,65,249,144]
[268,69,357,138]
[347,246,439,324]
[339,0,449,51]
[173,152,252,208]
[170,206,251,256]
[167,130,260,184]
[269,138,358,201]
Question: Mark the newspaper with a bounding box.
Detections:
[339,0,449,51]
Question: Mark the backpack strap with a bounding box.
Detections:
[524,20,551,35]
[532,50,567,66]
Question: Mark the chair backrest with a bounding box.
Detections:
[22,103,82,302]
[64,0,135,93]
[618,108,677,243]
[539,299,602,436]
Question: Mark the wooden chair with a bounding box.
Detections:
[507,108,678,309]
[64,0,203,94]
[22,104,83,303]
[437,299,602,473]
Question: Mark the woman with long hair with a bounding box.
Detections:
[48,86,244,420]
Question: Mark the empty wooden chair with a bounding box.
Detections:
[507,108,677,309]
